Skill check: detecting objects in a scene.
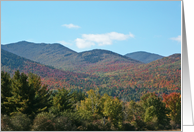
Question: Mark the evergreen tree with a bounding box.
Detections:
[50,88,75,114]
[27,72,52,119]
[72,90,86,102]
[4,71,52,119]
[1,71,13,115]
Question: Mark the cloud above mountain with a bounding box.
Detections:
[75,32,134,48]
[170,35,181,42]
[62,23,80,29]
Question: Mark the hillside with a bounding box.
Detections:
[73,49,142,74]
[105,53,181,89]
[93,53,181,101]
[125,51,164,63]
[1,49,99,90]
[1,41,78,70]
[2,41,141,72]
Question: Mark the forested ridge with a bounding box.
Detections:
[1,71,181,131]
[1,48,181,102]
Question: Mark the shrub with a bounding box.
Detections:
[1,113,31,131]
[61,111,83,127]
[79,119,113,131]
[131,119,147,131]
[31,112,55,131]
[10,113,32,131]
[122,122,136,131]
[54,116,77,131]
[1,114,13,131]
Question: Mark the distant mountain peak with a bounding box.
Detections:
[125,51,164,63]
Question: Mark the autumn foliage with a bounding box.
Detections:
[163,92,181,126]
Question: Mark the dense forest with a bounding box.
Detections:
[1,71,181,131]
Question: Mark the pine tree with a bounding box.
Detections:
[4,71,52,119]
[51,88,75,114]
[1,71,13,115]
[27,72,52,119]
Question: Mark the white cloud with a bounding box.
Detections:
[75,38,95,49]
[75,32,134,48]
[170,35,181,42]
[58,40,71,46]
[62,23,80,28]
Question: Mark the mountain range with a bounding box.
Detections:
[1,41,181,101]
[2,41,141,72]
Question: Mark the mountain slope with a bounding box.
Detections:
[106,53,181,89]
[1,41,78,70]
[1,49,99,90]
[73,49,142,73]
[125,51,164,63]
[2,41,142,72]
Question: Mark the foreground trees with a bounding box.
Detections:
[141,93,171,130]
[163,92,181,128]
[50,88,75,114]
[1,72,13,115]
[1,71,181,131]
[1,71,52,119]
[77,89,123,129]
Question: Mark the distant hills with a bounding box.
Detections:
[125,51,164,63]
[1,41,141,72]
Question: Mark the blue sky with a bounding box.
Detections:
[1,1,181,56]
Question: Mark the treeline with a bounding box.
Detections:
[1,71,181,131]
[76,86,180,102]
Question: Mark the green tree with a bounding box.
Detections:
[127,100,144,122]
[141,92,170,130]
[27,72,52,118]
[1,71,13,115]
[72,90,86,102]
[126,100,146,130]
[4,71,52,119]
[103,96,123,129]
[76,88,105,121]
[50,88,75,114]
